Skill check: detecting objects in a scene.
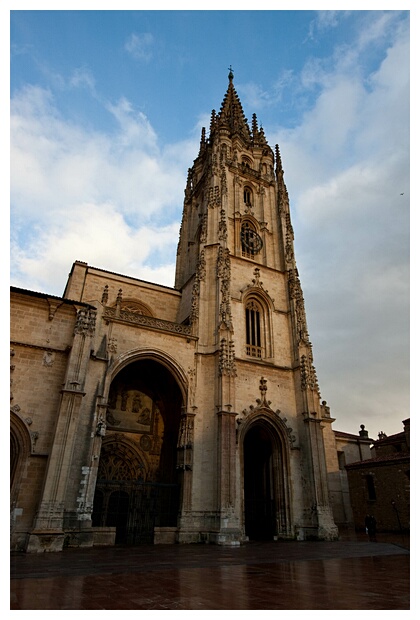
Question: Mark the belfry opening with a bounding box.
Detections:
[92,359,183,544]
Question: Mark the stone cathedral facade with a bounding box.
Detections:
[11,72,343,552]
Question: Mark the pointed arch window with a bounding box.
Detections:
[243,186,252,207]
[246,299,263,358]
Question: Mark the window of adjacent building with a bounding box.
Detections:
[366,474,376,501]
[245,299,263,358]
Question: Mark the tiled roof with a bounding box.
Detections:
[345,451,409,469]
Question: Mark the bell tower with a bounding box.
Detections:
[175,70,338,543]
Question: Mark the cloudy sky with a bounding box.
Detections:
[8,6,410,437]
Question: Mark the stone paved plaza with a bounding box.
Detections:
[10,533,410,610]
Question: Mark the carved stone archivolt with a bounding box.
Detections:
[236,377,297,448]
[98,437,147,481]
[241,267,274,306]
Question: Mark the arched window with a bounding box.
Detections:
[246,299,263,358]
[244,187,252,207]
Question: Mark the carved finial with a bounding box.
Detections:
[321,400,331,417]
[115,289,122,318]
[101,285,109,305]
[228,65,234,82]
[259,124,268,145]
[275,144,282,174]
[210,109,217,135]
[199,127,206,154]
[359,424,369,438]
[252,113,258,139]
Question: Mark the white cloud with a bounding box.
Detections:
[11,202,179,293]
[266,13,409,436]
[69,66,96,95]
[124,32,154,62]
[10,84,199,295]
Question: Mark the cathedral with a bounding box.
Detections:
[11,71,345,552]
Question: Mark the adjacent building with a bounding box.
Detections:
[345,419,410,533]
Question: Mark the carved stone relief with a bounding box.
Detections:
[42,351,55,367]
[219,337,237,377]
[217,247,232,329]
[74,308,96,335]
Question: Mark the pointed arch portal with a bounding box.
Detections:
[93,358,183,544]
[243,419,290,540]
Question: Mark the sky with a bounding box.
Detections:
[7,5,411,438]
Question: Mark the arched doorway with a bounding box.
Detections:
[106,491,129,543]
[93,358,183,544]
[243,423,277,540]
[10,413,31,504]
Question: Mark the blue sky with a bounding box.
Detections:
[7,5,411,438]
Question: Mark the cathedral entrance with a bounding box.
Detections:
[92,358,182,545]
[244,424,277,540]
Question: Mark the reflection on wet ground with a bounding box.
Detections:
[10,532,410,610]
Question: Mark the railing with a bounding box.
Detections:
[103,307,192,337]
[246,344,263,358]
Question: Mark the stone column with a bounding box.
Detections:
[215,407,241,545]
[177,409,195,512]
[26,307,96,552]
[301,412,338,541]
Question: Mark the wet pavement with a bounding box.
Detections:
[10,531,410,610]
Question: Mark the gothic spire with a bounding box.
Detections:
[212,70,252,143]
